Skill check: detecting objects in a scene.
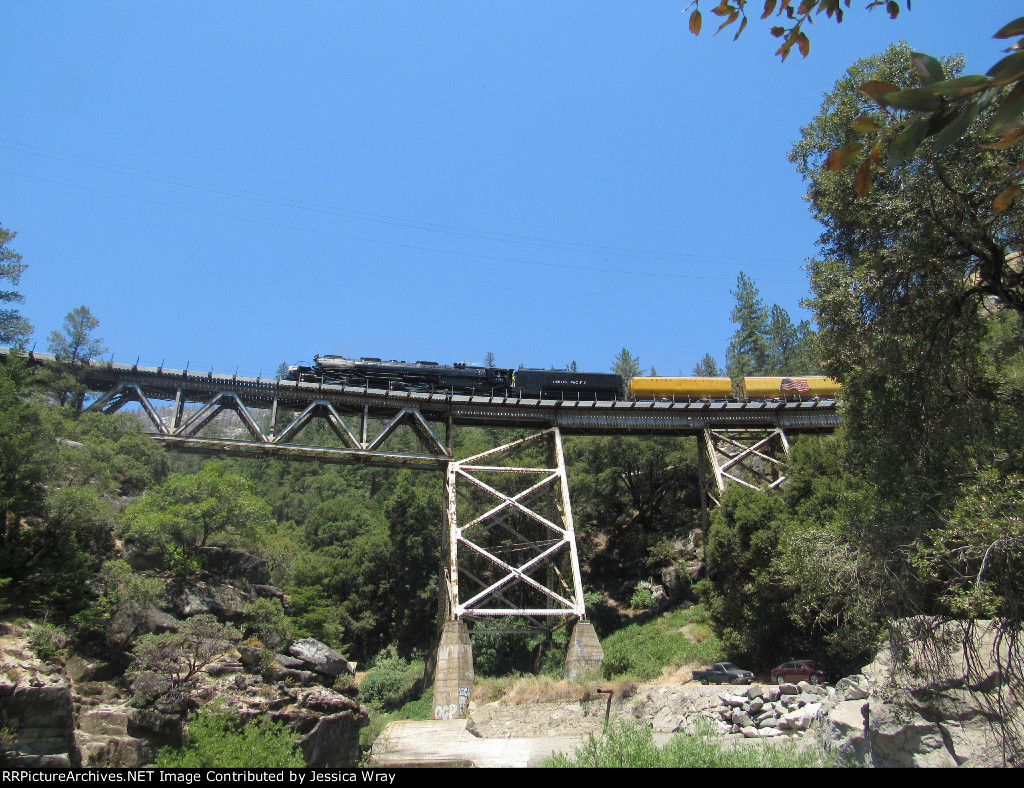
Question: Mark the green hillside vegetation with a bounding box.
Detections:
[3,39,1024,765]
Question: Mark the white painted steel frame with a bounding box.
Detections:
[701,426,791,504]
[444,427,586,624]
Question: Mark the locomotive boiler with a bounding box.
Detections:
[286,355,623,400]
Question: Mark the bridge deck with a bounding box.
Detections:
[34,353,840,435]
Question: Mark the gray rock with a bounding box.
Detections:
[106,602,180,648]
[299,711,367,767]
[169,582,247,621]
[288,639,357,678]
[732,710,754,728]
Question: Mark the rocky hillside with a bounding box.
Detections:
[0,545,370,768]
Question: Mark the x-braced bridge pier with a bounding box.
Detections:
[3,350,839,718]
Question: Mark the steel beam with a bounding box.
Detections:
[444,427,586,626]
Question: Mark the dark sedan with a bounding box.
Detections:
[770,660,834,685]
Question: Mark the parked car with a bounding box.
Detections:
[692,662,755,685]
[770,660,834,685]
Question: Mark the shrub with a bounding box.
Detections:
[359,646,423,710]
[156,706,303,768]
[629,587,654,611]
[134,615,241,707]
[28,622,69,662]
[542,720,831,768]
[243,597,290,653]
[471,619,534,677]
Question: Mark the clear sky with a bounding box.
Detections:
[1,2,1011,378]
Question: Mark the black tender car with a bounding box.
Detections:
[288,355,623,400]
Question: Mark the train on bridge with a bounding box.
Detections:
[286,354,841,402]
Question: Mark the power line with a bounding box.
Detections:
[0,138,809,269]
[1,167,811,282]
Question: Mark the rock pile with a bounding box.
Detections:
[469,681,829,742]
[636,682,828,739]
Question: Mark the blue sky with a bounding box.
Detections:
[1,2,1011,378]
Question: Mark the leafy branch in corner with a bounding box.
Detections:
[826,18,1024,213]
[684,1,906,61]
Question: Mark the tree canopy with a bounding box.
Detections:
[0,225,32,347]
[48,306,108,364]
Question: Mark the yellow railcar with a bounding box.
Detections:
[629,376,734,400]
[738,376,842,399]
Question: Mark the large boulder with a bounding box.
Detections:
[812,619,1022,767]
[168,582,248,621]
[106,602,180,649]
[299,711,367,768]
[0,674,75,767]
[288,639,357,678]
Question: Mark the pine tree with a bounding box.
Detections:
[48,306,107,364]
[0,225,32,348]
[725,272,769,381]
[765,304,800,374]
[692,354,723,376]
[611,348,643,382]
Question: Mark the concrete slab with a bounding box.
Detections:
[369,719,589,768]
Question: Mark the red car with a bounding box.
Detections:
[770,660,833,685]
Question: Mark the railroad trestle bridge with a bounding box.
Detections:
[7,351,840,718]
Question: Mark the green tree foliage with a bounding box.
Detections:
[242,597,291,652]
[826,21,1024,215]
[791,43,1021,488]
[0,225,32,347]
[47,305,107,364]
[694,487,795,664]
[156,706,303,768]
[358,644,425,710]
[134,615,241,707]
[725,272,769,381]
[694,42,1024,702]
[47,305,108,407]
[913,470,1024,620]
[726,273,820,381]
[48,411,170,496]
[0,357,49,538]
[0,357,154,613]
[692,354,723,376]
[611,348,643,382]
[570,437,698,537]
[121,462,276,569]
[724,273,821,381]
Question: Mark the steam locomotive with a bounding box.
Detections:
[285,355,624,400]
[285,354,841,402]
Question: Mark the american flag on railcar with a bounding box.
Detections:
[779,378,811,393]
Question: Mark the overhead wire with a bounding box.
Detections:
[0,139,810,275]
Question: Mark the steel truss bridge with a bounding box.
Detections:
[5,350,838,672]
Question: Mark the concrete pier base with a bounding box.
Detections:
[564,620,604,679]
[431,620,474,719]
